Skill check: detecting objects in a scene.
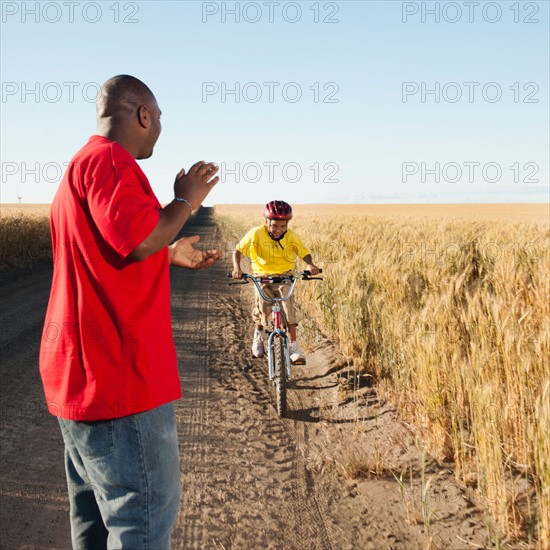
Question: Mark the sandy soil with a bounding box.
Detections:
[0,208,522,549]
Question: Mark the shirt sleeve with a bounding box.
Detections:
[236,227,259,258]
[287,231,311,259]
[85,147,160,258]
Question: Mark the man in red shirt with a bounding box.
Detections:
[39,75,220,549]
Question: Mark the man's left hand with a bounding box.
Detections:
[169,235,222,269]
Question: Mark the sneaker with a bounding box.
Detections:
[290,341,306,364]
[252,329,265,358]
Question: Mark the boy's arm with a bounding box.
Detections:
[232,249,243,279]
[302,254,320,275]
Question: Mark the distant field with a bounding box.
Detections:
[0,204,51,216]
[216,203,549,224]
[1,203,548,224]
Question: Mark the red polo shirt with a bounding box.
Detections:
[39,135,182,421]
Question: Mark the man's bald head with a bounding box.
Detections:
[96,75,162,160]
[97,75,155,121]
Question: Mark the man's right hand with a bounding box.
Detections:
[174,161,219,208]
[129,161,219,262]
[232,268,243,280]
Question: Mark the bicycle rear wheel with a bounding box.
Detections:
[274,335,287,418]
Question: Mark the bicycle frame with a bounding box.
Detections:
[228,269,322,418]
[244,273,305,381]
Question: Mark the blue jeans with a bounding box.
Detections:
[58,403,181,550]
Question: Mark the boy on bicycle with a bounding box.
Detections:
[232,200,320,363]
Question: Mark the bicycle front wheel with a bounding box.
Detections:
[274,335,287,418]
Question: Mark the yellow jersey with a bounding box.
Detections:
[236,225,311,275]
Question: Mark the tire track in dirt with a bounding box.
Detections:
[226,323,336,550]
[284,415,335,550]
[235,369,334,550]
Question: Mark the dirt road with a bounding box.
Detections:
[1,208,502,549]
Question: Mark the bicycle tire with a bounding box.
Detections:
[274,335,287,418]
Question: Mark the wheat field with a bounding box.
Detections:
[0,205,52,268]
[216,203,549,547]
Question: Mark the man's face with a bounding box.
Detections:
[266,219,288,239]
[138,97,162,159]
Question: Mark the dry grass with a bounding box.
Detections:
[216,204,550,548]
[0,206,52,268]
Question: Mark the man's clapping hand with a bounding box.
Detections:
[173,161,218,209]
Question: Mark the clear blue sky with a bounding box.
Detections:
[1,0,548,205]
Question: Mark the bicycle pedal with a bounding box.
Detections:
[291,359,306,366]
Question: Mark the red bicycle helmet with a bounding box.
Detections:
[263,200,293,220]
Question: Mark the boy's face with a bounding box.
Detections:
[265,219,288,239]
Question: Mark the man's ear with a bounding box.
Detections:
[137,105,150,129]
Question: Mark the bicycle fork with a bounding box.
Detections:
[267,303,292,381]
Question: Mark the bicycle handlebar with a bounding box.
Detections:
[226,270,323,303]
[226,269,322,281]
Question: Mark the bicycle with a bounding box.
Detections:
[228,270,322,418]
